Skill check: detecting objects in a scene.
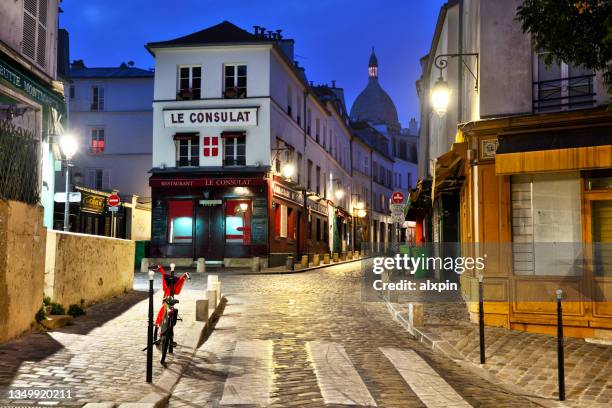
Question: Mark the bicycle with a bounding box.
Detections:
[143,263,190,365]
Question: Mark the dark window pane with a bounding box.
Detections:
[192,88,201,99]
[225,65,234,77]
[180,78,190,90]
[180,67,190,79]
[237,76,246,88]
[192,67,201,77]
[237,65,247,76]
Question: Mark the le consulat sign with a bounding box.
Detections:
[163,107,258,128]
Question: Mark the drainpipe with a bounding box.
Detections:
[302,89,309,259]
[458,0,464,123]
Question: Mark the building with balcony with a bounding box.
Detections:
[414,0,612,338]
[146,21,356,266]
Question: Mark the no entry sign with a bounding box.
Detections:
[392,191,405,204]
[108,194,121,207]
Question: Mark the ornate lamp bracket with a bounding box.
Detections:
[434,53,479,92]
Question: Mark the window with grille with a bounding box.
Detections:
[177,65,201,100]
[91,86,104,111]
[224,64,247,98]
[22,0,48,69]
[90,128,105,153]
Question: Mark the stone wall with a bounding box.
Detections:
[0,200,46,343]
[45,230,135,307]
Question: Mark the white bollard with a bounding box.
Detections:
[140,258,149,273]
[197,258,206,273]
[408,303,425,328]
[207,274,218,289]
[214,281,222,306]
[207,290,217,313]
[251,257,260,272]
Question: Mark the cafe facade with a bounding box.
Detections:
[146,21,355,267]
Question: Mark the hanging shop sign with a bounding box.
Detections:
[150,177,265,188]
[163,107,258,128]
[307,199,329,216]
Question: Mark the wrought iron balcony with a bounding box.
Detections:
[533,74,596,112]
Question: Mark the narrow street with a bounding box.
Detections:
[162,262,539,407]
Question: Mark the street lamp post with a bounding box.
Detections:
[430,53,479,116]
[59,134,78,232]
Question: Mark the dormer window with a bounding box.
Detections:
[177,66,201,100]
[224,64,247,98]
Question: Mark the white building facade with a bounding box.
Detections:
[147,21,357,265]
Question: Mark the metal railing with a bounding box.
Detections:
[0,119,40,204]
[533,74,596,112]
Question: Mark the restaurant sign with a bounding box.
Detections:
[0,57,65,112]
[150,177,265,188]
[163,107,258,128]
[273,182,304,206]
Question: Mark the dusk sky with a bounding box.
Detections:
[60,0,446,127]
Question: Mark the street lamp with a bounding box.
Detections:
[357,209,367,218]
[334,188,345,200]
[59,133,78,232]
[431,77,451,117]
[281,163,295,180]
[431,52,479,117]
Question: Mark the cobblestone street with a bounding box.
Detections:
[167,262,541,407]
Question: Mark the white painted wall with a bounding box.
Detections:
[67,75,153,201]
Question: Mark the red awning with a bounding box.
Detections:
[173,132,199,140]
[221,131,246,138]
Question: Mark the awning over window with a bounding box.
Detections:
[173,132,199,141]
[431,142,467,202]
[221,131,246,138]
[405,179,432,221]
[495,124,612,175]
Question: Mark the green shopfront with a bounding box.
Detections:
[0,53,66,227]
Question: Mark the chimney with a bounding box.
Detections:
[259,27,266,38]
[331,80,336,88]
[253,25,260,35]
[277,38,295,60]
[276,29,283,39]
[267,30,273,39]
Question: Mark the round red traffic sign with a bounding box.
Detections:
[108,194,121,207]
[392,191,404,204]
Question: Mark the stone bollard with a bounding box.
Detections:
[196,299,209,321]
[340,252,347,261]
[332,252,339,262]
[140,258,149,273]
[301,255,308,268]
[286,256,294,270]
[355,250,360,258]
[347,251,353,260]
[207,274,218,289]
[197,258,206,273]
[251,257,260,272]
[214,281,222,306]
[207,289,217,313]
[323,253,330,264]
[313,254,320,266]
[408,302,425,328]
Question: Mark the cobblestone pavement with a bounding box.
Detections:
[0,277,202,406]
[390,279,612,408]
[168,262,541,407]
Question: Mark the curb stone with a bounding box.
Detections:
[82,296,226,408]
[384,299,571,408]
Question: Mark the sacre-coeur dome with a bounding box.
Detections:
[349,48,399,127]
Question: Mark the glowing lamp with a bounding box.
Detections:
[431,77,450,116]
[281,163,295,179]
[59,133,78,159]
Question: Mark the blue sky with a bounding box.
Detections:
[60,0,445,126]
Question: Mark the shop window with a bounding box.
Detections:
[224,64,247,98]
[90,128,105,153]
[511,173,582,276]
[225,199,251,244]
[592,201,612,277]
[323,221,328,244]
[223,133,246,166]
[177,65,201,100]
[279,204,288,238]
[316,218,321,242]
[175,134,199,167]
[168,200,193,244]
